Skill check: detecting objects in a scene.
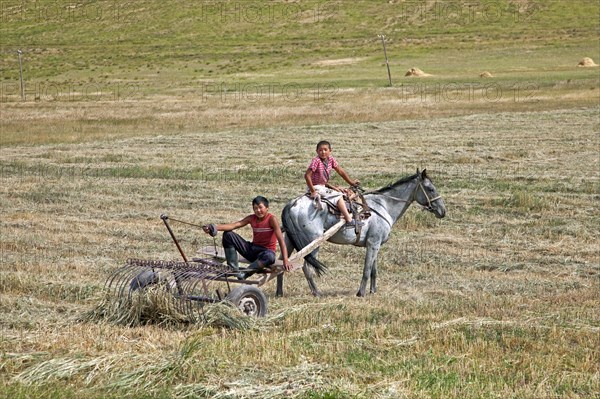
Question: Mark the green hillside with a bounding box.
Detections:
[1,0,598,86]
[0,1,598,145]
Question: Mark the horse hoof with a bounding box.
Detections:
[356,291,365,297]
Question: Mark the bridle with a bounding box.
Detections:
[364,178,442,226]
[417,180,442,212]
[368,179,442,212]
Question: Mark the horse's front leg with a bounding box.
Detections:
[370,252,378,295]
[357,244,380,297]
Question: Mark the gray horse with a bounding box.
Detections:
[277,169,446,297]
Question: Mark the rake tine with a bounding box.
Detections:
[102,257,236,324]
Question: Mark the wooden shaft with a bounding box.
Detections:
[258,219,346,286]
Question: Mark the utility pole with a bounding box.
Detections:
[17,50,25,101]
[378,34,392,87]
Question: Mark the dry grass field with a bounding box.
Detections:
[1,104,598,398]
[1,0,599,398]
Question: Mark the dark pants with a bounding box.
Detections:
[222,231,276,266]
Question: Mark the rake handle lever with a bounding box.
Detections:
[161,214,189,263]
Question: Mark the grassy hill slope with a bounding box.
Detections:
[1,1,598,145]
[1,1,598,85]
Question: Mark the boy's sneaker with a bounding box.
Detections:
[345,219,363,227]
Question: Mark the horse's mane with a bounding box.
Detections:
[371,172,421,194]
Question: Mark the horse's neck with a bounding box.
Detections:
[368,180,417,224]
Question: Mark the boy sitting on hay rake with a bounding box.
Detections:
[202,196,292,279]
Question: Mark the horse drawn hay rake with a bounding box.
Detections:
[104,257,269,323]
[102,214,344,323]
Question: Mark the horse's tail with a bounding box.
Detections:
[282,200,327,277]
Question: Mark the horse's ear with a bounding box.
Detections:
[416,168,420,175]
[421,169,428,179]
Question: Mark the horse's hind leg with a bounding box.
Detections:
[302,251,322,297]
[276,273,284,297]
[277,260,320,297]
[275,234,296,297]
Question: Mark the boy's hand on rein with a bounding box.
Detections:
[202,223,218,237]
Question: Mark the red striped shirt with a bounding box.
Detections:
[308,155,338,186]
[251,213,277,251]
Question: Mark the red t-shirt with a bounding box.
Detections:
[251,213,277,251]
[308,155,338,186]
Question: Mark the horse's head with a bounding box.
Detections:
[415,169,446,218]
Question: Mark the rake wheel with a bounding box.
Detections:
[226,285,268,317]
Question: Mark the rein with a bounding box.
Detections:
[366,205,394,228]
[367,179,442,218]
[165,217,205,228]
[165,215,218,257]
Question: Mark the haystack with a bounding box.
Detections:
[480,71,493,78]
[577,57,598,67]
[405,67,432,77]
